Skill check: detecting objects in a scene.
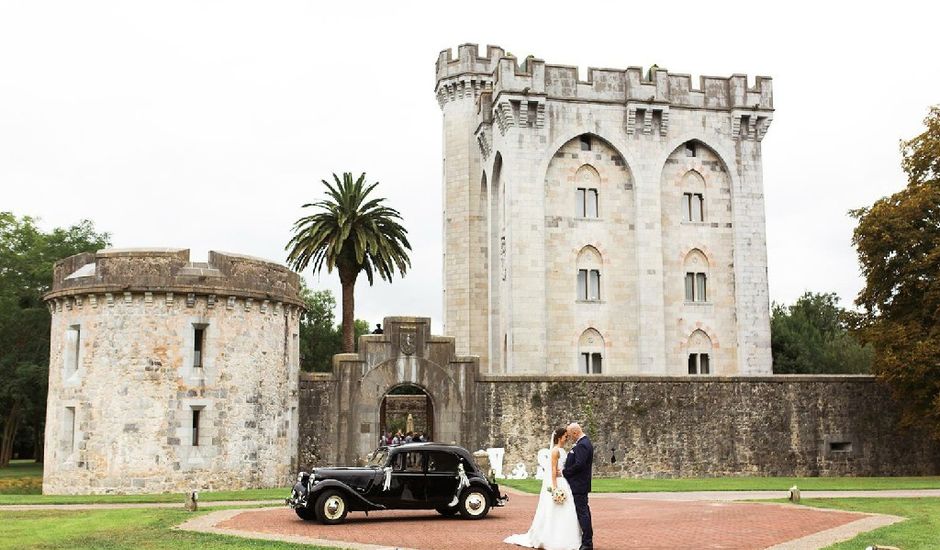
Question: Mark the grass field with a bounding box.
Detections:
[0,460,42,478]
[0,507,332,550]
[805,498,940,549]
[499,476,940,494]
[0,487,290,505]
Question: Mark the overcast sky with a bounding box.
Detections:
[2,1,937,332]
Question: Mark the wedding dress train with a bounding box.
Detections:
[503,448,581,550]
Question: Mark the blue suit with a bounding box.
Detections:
[562,435,594,549]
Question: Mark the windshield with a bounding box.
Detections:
[367,448,389,467]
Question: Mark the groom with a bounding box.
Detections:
[562,422,594,550]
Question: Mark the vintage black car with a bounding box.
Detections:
[286,443,508,524]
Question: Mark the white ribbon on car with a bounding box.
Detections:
[447,462,470,507]
[382,467,392,491]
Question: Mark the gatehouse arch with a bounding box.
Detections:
[329,317,480,465]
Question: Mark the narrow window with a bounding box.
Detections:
[700,353,710,374]
[577,269,588,300]
[193,327,205,369]
[591,352,602,374]
[191,407,201,447]
[682,193,693,222]
[685,273,695,301]
[586,189,598,218]
[580,352,590,373]
[688,353,711,374]
[685,142,696,157]
[576,188,586,217]
[66,325,81,375]
[580,135,591,151]
[687,354,697,375]
[64,406,76,452]
[696,273,707,302]
[691,193,703,221]
[588,270,600,301]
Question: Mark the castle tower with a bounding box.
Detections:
[435,45,774,375]
[42,248,304,494]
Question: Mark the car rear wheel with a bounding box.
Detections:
[294,506,316,521]
[458,487,490,519]
[436,505,459,517]
[315,490,349,525]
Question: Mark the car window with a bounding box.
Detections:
[427,451,459,473]
[393,451,424,473]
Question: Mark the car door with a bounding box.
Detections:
[375,450,426,509]
[425,451,461,507]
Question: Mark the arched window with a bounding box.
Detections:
[683,249,708,303]
[576,246,602,302]
[687,329,712,374]
[578,328,604,374]
[681,170,705,222]
[575,164,600,219]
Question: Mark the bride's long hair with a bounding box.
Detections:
[552,427,567,446]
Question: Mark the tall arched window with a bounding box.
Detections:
[575,164,600,219]
[576,246,602,302]
[687,329,712,374]
[578,328,604,374]
[681,170,706,222]
[683,249,709,303]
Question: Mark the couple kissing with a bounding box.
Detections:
[504,422,594,550]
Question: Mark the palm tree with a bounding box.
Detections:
[287,172,411,353]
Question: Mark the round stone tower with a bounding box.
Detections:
[42,248,304,495]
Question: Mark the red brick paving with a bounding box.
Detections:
[217,493,866,549]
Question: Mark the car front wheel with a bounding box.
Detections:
[458,487,490,519]
[295,506,316,521]
[315,490,349,525]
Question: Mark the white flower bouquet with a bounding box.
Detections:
[546,486,566,504]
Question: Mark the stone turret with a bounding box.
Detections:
[42,248,304,494]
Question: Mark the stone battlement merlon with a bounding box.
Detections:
[436,44,773,111]
[46,247,304,307]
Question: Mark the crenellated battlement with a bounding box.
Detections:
[436,44,773,112]
[45,247,304,307]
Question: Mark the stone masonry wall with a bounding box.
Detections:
[475,375,940,478]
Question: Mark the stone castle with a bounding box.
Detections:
[40,45,939,494]
[436,44,773,376]
[42,249,303,494]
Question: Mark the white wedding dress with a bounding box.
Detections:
[503,447,581,550]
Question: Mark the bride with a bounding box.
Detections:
[504,427,582,550]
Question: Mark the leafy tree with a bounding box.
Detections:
[770,292,872,374]
[297,283,370,372]
[0,213,110,466]
[851,106,940,438]
[286,173,411,352]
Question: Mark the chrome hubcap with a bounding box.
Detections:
[324,496,344,519]
[466,493,485,514]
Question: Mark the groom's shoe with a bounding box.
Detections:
[579,546,593,550]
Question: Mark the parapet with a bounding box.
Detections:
[436,44,773,112]
[45,248,304,307]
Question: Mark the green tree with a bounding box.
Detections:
[0,213,110,466]
[770,292,873,374]
[297,284,370,372]
[286,173,411,352]
[851,106,940,438]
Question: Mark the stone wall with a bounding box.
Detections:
[298,373,336,469]
[475,375,940,477]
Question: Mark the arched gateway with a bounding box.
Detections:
[327,317,480,465]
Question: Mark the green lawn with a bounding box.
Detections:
[0,487,290,505]
[499,476,940,494]
[0,459,42,478]
[802,498,940,549]
[0,508,337,550]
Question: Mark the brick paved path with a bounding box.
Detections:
[214,493,877,549]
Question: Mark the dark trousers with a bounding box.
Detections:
[573,492,593,549]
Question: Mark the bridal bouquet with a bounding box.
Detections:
[546,487,566,505]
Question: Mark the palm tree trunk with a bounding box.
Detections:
[339,266,358,353]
